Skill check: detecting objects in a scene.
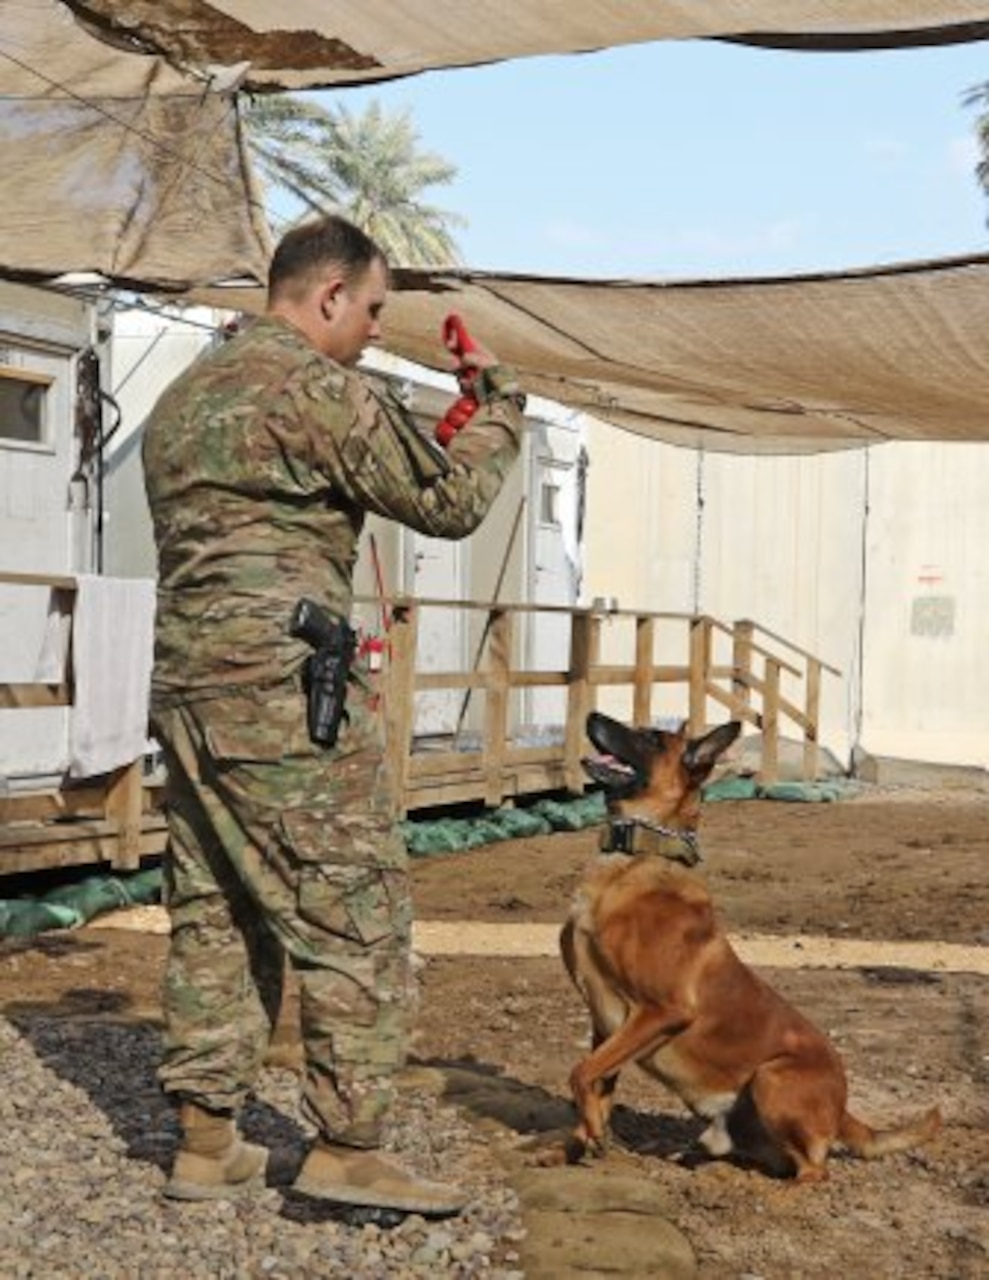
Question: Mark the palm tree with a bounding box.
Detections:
[242,93,466,267]
[963,81,989,197]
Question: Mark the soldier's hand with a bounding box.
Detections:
[455,339,499,377]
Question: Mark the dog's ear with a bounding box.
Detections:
[682,721,742,777]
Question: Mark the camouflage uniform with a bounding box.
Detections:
[143,315,523,1146]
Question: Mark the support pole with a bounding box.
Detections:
[455,496,526,737]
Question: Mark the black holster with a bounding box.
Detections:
[289,598,357,748]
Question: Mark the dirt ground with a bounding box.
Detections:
[2,784,987,1278]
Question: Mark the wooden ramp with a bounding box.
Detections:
[383,597,840,817]
[1,578,838,878]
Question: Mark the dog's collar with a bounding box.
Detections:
[600,817,701,866]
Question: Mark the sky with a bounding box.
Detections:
[309,36,989,282]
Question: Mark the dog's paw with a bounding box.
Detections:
[563,1132,609,1165]
[563,1133,591,1165]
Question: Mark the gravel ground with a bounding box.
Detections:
[4,786,986,1278]
[0,1014,525,1279]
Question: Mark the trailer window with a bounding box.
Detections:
[0,366,50,444]
[540,480,560,527]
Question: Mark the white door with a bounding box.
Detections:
[0,342,79,574]
[406,533,467,737]
[0,337,81,777]
[526,455,580,727]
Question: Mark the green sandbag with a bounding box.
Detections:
[43,875,131,919]
[529,792,606,831]
[0,900,81,937]
[118,867,163,905]
[759,780,846,803]
[402,807,545,856]
[569,792,608,826]
[401,791,602,857]
[0,867,165,940]
[402,818,476,856]
[470,817,513,845]
[489,807,554,838]
[703,775,760,802]
[469,807,555,843]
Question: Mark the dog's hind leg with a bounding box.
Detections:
[790,1141,831,1183]
[698,1110,733,1158]
[696,1086,795,1176]
[748,1064,842,1182]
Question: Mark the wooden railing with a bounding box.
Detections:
[0,576,839,874]
[0,571,166,875]
[375,597,841,817]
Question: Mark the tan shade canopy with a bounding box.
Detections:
[0,1,272,288]
[3,3,989,450]
[4,2,989,290]
[60,2,989,88]
[189,252,989,454]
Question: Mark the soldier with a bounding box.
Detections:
[142,214,525,1215]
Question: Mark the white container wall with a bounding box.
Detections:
[862,443,989,767]
[583,420,989,771]
[0,283,91,780]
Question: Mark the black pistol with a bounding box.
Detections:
[289,598,357,748]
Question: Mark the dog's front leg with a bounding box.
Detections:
[567,1002,692,1163]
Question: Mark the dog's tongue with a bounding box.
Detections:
[586,752,635,775]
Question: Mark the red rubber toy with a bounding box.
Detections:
[435,313,480,447]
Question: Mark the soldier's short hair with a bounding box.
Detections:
[268,215,388,303]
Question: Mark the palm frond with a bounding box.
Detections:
[962,80,989,199]
[240,92,466,264]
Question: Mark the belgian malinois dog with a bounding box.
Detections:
[559,711,941,1182]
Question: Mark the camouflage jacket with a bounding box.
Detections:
[143,315,524,706]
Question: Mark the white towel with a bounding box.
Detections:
[33,591,73,683]
[69,575,157,779]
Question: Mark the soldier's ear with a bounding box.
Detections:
[319,284,336,321]
[318,278,345,322]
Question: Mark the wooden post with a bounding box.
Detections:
[455,496,526,736]
[104,759,144,870]
[564,612,594,793]
[632,615,655,726]
[760,660,781,784]
[482,609,512,808]
[384,601,417,819]
[732,619,754,722]
[803,658,822,780]
[688,616,712,734]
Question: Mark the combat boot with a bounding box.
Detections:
[164,1101,268,1201]
[292,1140,467,1217]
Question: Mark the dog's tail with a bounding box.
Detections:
[838,1106,942,1159]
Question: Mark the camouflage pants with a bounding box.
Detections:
[152,677,413,1148]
